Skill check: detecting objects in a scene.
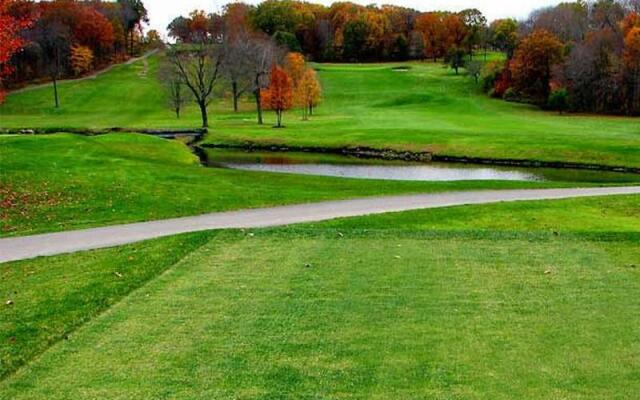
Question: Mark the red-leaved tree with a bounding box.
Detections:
[261,66,293,128]
[0,0,34,103]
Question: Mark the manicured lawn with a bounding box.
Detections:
[0,133,570,237]
[0,232,214,379]
[1,196,639,398]
[1,55,639,168]
[312,195,640,234]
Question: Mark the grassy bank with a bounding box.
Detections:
[1,204,638,398]
[0,232,214,379]
[1,133,573,237]
[1,55,638,168]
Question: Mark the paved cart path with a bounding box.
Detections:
[1,186,639,264]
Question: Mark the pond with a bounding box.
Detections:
[203,149,640,184]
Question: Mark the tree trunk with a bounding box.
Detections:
[52,47,60,108]
[255,88,263,125]
[309,104,313,116]
[232,81,239,112]
[130,31,134,56]
[53,75,59,108]
[198,101,208,128]
[276,109,282,127]
[176,107,180,119]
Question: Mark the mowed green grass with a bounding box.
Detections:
[1,197,639,398]
[1,133,569,237]
[0,232,213,379]
[1,54,639,167]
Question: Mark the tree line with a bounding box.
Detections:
[168,1,492,63]
[0,0,158,106]
[162,4,322,128]
[168,0,640,116]
[482,0,640,115]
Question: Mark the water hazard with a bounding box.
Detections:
[203,149,640,183]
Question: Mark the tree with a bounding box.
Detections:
[442,14,468,53]
[70,44,94,76]
[261,66,293,128]
[343,19,368,61]
[526,2,588,43]
[415,12,445,61]
[408,30,425,60]
[446,47,466,75]
[159,59,191,119]
[510,30,564,102]
[274,31,302,52]
[460,9,487,58]
[117,0,148,56]
[248,37,282,125]
[565,27,623,113]
[284,52,306,87]
[490,19,519,59]
[250,0,300,35]
[188,10,210,43]
[167,44,223,128]
[466,60,482,83]
[296,68,322,120]
[222,38,253,112]
[31,4,73,108]
[623,27,640,113]
[145,29,163,48]
[548,88,569,114]
[167,16,190,43]
[74,6,115,60]
[0,0,34,103]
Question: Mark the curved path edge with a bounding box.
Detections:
[1,186,639,264]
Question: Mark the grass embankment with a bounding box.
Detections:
[0,232,213,379]
[0,133,572,237]
[1,54,638,168]
[1,197,639,398]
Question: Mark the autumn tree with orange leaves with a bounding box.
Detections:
[284,52,306,88]
[261,66,293,128]
[0,0,34,103]
[296,68,322,120]
[510,30,564,103]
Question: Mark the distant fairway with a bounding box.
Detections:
[1,54,639,168]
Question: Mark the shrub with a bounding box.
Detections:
[481,60,504,93]
[548,88,569,114]
[274,31,301,52]
[503,88,518,102]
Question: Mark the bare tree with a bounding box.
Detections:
[247,37,283,125]
[466,61,482,84]
[30,17,70,108]
[222,37,253,112]
[167,44,223,128]
[159,60,191,119]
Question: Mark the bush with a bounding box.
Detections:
[274,31,301,52]
[548,88,569,114]
[503,88,519,102]
[481,60,504,93]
